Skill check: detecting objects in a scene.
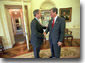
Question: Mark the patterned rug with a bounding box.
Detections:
[13,47,80,58]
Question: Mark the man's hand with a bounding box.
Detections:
[43,32,46,37]
[57,42,62,46]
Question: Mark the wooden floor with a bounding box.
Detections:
[14,33,26,43]
[0,39,80,58]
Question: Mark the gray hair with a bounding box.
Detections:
[33,9,40,16]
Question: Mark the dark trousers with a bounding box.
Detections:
[50,39,61,58]
[33,45,40,58]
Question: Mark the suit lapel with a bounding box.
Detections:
[34,18,42,26]
[34,18,42,28]
[50,19,52,31]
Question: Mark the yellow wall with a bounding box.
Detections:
[0,18,4,36]
[31,0,80,28]
[0,8,4,36]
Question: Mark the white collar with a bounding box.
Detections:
[52,16,58,23]
[35,17,39,22]
[54,16,58,21]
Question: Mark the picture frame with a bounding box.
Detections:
[59,7,72,22]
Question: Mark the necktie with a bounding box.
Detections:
[52,18,54,28]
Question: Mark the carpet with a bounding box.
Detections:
[13,47,80,58]
[14,34,26,42]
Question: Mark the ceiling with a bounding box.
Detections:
[0,0,31,2]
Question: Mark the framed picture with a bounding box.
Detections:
[59,7,72,22]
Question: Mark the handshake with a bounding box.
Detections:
[43,32,46,38]
[43,32,46,41]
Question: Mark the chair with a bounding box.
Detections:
[0,36,4,54]
[63,29,73,46]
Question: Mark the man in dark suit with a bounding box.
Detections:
[30,9,46,58]
[44,7,65,58]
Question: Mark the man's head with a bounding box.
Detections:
[50,7,58,18]
[63,12,66,16]
[33,9,41,19]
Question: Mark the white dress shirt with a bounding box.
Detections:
[52,16,58,23]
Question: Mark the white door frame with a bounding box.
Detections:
[22,3,30,50]
[2,4,30,50]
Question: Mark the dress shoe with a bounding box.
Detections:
[49,56,55,58]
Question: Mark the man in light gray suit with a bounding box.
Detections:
[44,7,65,58]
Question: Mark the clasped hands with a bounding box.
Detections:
[43,32,46,38]
[43,32,46,41]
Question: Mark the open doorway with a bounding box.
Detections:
[4,5,30,49]
[9,9,26,43]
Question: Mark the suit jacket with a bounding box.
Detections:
[30,18,46,47]
[61,16,69,20]
[46,17,65,44]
